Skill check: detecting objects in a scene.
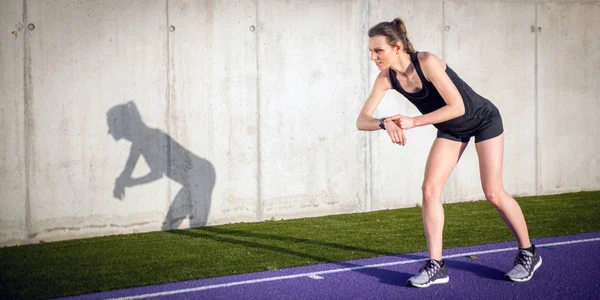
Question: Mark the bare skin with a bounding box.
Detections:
[423,134,531,260]
[421,138,468,260]
[356,35,532,261]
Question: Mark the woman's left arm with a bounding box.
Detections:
[398,52,465,129]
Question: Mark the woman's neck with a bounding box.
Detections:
[390,52,413,75]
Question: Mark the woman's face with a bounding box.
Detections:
[368,35,398,70]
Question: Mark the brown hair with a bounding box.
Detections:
[368,18,415,53]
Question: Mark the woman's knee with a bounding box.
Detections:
[422,182,443,203]
[483,188,506,207]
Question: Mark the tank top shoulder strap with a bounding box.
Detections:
[410,51,428,83]
[388,67,399,90]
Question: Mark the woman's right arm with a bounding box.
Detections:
[356,72,389,131]
[356,71,406,145]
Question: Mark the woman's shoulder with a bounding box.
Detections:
[416,51,447,79]
[373,68,393,90]
[373,68,392,81]
[416,51,444,67]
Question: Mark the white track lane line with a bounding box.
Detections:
[106,237,600,300]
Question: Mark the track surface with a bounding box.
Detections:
[58,232,600,300]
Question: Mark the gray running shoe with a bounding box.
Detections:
[407,259,449,288]
[505,249,542,282]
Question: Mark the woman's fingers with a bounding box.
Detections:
[398,116,415,130]
[401,130,407,146]
[384,121,407,146]
[389,130,398,144]
[391,130,404,146]
[394,129,406,146]
[400,117,407,129]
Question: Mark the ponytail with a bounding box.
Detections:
[391,18,415,53]
[368,18,416,53]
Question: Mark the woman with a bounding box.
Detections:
[356,19,542,288]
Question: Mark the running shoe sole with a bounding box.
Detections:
[505,256,543,282]
[408,276,450,288]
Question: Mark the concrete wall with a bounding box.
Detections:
[257,0,368,219]
[537,2,600,193]
[1,0,598,247]
[1,0,27,245]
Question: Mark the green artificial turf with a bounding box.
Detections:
[1,191,598,299]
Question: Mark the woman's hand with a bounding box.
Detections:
[394,115,416,130]
[384,117,407,146]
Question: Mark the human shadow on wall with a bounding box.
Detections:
[107,101,215,229]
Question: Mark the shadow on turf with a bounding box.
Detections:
[168,227,506,286]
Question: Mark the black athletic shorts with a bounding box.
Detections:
[436,113,504,143]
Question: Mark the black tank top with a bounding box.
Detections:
[389,52,498,136]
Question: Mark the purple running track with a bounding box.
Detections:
[57,232,600,300]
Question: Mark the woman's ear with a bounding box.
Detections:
[396,42,403,54]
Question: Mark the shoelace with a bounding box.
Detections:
[515,251,533,269]
[421,260,440,278]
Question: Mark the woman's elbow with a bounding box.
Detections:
[356,116,367,131]
[356,119,363,131]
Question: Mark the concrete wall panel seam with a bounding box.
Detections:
[364,0,371,212]
[165,0,172,229]
[23,0,32,243]
[442,0,446,61]
[534,2,540,195]
[255,0,262,222]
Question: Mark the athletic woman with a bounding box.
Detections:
[356,19,542,287]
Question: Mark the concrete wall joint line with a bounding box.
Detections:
[165,0,173,229]
[23,0,32,242]
[364,0,371,212]
[534,1,540,195]
[441,0,446,61]
[255,0,262,222]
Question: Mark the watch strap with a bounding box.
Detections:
[379,117,386,130]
